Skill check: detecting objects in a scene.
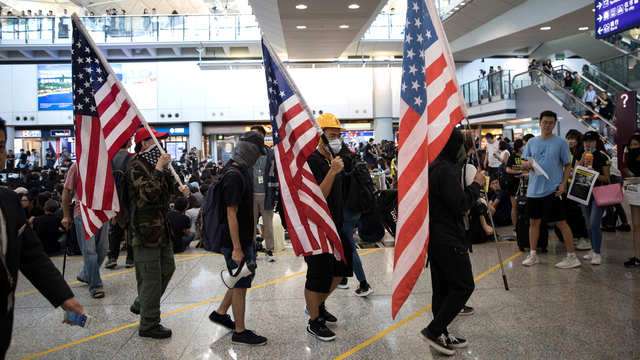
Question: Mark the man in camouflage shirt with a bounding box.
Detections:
[126,127,190,339]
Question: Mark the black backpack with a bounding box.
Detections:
[197,166,244,252]
[499,170,515,191]
[377,189,398,237]
[344,155,377,213]
[112,154,132,229]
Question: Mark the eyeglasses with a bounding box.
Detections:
[325,134,343,140]
[541,121,555,126]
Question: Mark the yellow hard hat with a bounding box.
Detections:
[317,113,345,130]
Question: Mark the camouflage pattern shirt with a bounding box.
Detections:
[125,157,182,247]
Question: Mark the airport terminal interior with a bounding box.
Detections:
[2,0,640,358]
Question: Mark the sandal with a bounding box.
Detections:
[91,290,105,299]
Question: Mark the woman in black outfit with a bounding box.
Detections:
[42,170,60,192]
[22,193,45,226]
[624,135,640,267]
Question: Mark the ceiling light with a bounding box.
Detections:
[540,26,551,30]
[579,27,589,30]
[592,8,595,12]
[460,2,466,4]
[297,25,306,29]
[448,11,453,14]
[339,25,349,29]
[295,4,307,9]
[454,7,459,10]
[348,4,360,9]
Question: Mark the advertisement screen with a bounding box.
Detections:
[38,63,157,111]
[595,0,640,39]
[38,65,73,111]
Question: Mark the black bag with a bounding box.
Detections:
[357,210,386,243]
[499,170,514,191]
[197,166,244,253]
[377,189,398,237]
[66,209,82,256]
[344,155,377,213]
[516,212,548,252]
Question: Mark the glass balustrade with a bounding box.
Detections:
[0,15,261,43]
[512,70,618,147]
[460,70,512,106]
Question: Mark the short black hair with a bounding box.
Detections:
[174,196,188,212]
[523,134,535,142]
[499,141,508,151]
[0,117,5,138]
[539,110,557,122]
[369,138,374,142]
[490,174,500,184]
[250,125,267,137]
[485,133,494,139]
[44,200,59,213]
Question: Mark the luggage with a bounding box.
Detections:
[516,212,548,252]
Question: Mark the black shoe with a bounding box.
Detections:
[446,334,468,348]
[459,305,474,316]
[231,329,268,346]
[139,324,172,339]
[307,317,336,341]
[105,258,117,269]
[601,226,616,233]
[319,302,337,323]
[76,275,88,284]
[209,310,235,330]
[617,224,631,231]
[125,259,135,268]
[420,329,455,356]
[337,277,349,289]
[355,282,374,297]
[624,257,640,268]
[130,305,140,315]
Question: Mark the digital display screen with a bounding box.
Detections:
[595,0,640,39]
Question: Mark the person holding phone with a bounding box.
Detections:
[0,117,85,359]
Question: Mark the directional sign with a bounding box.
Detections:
[595,0,640,39]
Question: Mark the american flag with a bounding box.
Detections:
[261,37,345,262]
[392,0,468,319]
[72,17,140,239]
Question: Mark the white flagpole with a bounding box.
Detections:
[71,13,184,187]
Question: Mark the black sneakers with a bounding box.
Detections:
[130,305,140,315]
[209,310,235,330]
[105,258,117,269]
[446,334,468,348]
[459,305,475,316]
[420,329,455,356]
[139,324,172,339]
[337,277,349,289]
[319,302,337,323]
[231,329,267,346]
[355,282,374,297]
[625,257,640,268]
[307,317,336,341]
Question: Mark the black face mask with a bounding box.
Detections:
[630,148,640,160]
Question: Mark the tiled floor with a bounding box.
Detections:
[7,225,640,359]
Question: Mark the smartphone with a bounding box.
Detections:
[64,311,92,328]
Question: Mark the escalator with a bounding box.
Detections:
[512,69,617,149]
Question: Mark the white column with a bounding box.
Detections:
[373,67,393,143]
[6,126,15,153]
[189,122,203,151]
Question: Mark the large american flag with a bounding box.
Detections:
[72,17,140,239]
[261,37,345,262]
[392,0,468,319]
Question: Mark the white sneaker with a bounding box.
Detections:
[583,250,594,260]
[575,238,592,251]
[591,253,602,265]
[522,253,539,267]
[555,257,581,269]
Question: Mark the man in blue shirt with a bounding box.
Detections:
[521,110,579,268]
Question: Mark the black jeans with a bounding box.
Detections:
[108,222,133,261]
[426,242,475,336]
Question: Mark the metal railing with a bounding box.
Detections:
[0,14,261,43]
[590,29,640,53]
[512,69,617,147]
[591,52,640,87]
[459,70,512,106]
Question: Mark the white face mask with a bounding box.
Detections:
[328,139,343,154]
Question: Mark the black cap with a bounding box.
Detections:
[239,131,266,154]
[583,131,599,141]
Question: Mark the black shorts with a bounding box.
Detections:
[304,249,354,293]
[525,193,565,222]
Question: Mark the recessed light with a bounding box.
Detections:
[579,27,589,30]
[454,7,459,10]
[540,26,551,30]
[592,8,595,12]
[295,4,307,9]
[448,11,453,14]
[348,4,360,9]
[339,25,349,29]
[460,2,466,4]
[297,25,306,29]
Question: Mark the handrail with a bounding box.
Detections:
[582,63,630,91]
[512,69,617,131]
[552,65,609,96]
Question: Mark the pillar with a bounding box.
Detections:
[6,126,15,153]
[373,67,393,143]
[189,122,203,152]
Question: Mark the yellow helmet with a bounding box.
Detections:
[317,113,345,130]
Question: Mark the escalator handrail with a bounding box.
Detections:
[582,63,632,93]
[511,69,617,131]
[552,65,611,97]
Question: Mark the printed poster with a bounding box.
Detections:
[567,166,599,205]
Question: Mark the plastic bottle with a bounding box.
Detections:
[585,152,594,169]
[378,164,383,172]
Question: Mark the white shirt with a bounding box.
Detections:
[486,141,501,168]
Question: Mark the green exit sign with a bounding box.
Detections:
[556,57,564,60]
[216,134,224,140]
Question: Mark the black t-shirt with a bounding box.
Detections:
[25,180,42,190]
[600,99,614,120]
[491,190,512,219]
[25,206,45,219]
[19,153,27,164]
[167,211,191,251]
[591,151,611,187]
[307,150,344,229]
[33,214,63,255]
[7,154,14,166]
[221,166,254,249]
[42,178,59,192]
[364,144,374,161]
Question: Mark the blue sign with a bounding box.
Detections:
[49,129,75,137]
[38,65,73,111]
[595,0,640,39]
[153,127,189,135]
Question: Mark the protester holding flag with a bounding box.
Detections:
[126,127,190,339]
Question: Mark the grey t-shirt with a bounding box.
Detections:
[252,155,267,194]
[111,150,132,172]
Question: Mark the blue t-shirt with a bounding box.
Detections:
[490,189,511,218]
[521,135,571,198]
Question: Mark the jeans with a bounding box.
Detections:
[182,232,195,250]
[74,216,108,294]
[108,222,133,261]
[605,175,628,226]
[580,198,607,254]
[342,208,366,283]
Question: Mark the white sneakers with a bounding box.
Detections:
[555,257,581,268]
[583,250,602,265]
[575,238,592,251]
[522,253,539,266]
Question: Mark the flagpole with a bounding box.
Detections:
[71,13,184,187]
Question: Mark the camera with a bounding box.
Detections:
[479,69,487,77]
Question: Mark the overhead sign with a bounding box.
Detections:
[595,0,640,39]
[49,129,74,137]
[153,127,189,135]
[17,130,42,138]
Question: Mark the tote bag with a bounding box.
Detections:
[592,183,623,206]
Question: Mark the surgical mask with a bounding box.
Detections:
[589,148,596,154]
[328,139,343,154]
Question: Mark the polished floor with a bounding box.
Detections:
[7,224,640,360]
